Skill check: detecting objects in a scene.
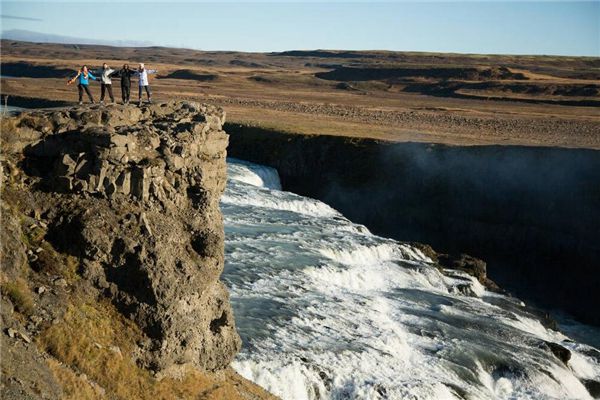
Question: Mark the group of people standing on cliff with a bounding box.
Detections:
[67,63,157,106]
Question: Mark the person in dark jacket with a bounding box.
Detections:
[118,64,136,104]
[67,65,97,105]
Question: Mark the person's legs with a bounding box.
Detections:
[77,84,84,103]
[138,85,143,105]
[84,85,94,103]
[100,83,106,102]
[145,85,152,102]
[121,85,126,103]
[125,85,130,103]
[107,84,114,102]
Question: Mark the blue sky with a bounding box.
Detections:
[1,1,598,56]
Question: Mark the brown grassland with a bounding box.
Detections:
[1,40,599,148]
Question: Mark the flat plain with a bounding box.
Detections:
[1,40,599,148]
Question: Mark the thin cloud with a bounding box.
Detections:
[1,15,43,22]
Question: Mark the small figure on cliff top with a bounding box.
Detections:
[116,64,136,105]
[135,63,157,106]
[94,63,117,105]
[67,65,97,105]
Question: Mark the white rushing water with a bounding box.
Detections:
[221,158,600,400]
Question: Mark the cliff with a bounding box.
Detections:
[226,123,600,326]
[0,103,275,399]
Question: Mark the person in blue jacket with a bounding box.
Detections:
[67,65,97,105]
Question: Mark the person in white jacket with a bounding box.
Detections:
[97,63,116,104]
[136,63,157,106]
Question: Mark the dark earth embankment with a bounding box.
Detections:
[314,66,600,107]
[1,61,74,78]
[226,124,600,326]
[315,65,528,81]
[1,94,71,109]
[161,70,219,81]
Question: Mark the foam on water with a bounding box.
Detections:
[222,158,600,400]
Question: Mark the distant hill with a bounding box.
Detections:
[1,29,153,47]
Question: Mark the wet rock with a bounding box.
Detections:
[412,242,501,292]
[543,341,571,365]
[582,379,600,398]
[437,253,487,281]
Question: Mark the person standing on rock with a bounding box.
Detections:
[96,63,116,105]
[117,64,136,104]
[135,63,157,106]
[67,65,97,105]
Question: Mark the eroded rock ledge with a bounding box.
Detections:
[2,101,240,375]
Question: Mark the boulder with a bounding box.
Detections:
[543,341,571,365]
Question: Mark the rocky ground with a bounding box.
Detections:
[0,101,277,399]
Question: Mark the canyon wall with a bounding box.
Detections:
[226,124,600,325]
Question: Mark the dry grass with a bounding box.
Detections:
[1,277,35,316]
[2,43,599,149]
[17,214,81,282]
[32,242,79,282]
[39,301,274,400]
[46,358,105,400]
[20,221,45,246]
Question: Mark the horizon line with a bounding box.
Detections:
[2,36,598,59]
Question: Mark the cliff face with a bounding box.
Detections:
[1,103,273,398]
[226,124,600,326]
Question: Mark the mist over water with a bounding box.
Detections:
[221,158,600,400]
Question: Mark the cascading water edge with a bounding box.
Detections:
[221,158,600,400]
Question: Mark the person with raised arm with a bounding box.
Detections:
[96,63,116,105]
[135,63,157,106]
[67,65,97,105]
[117,63,136,104]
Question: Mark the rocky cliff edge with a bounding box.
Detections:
[0,102,274,399]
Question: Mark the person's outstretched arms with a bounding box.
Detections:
[88,72,97,81]
[67,71,80,85]
[148,69,158,74]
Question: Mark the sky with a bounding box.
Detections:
[0,1,598,56]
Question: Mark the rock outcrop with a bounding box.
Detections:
[1,102,240,375]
